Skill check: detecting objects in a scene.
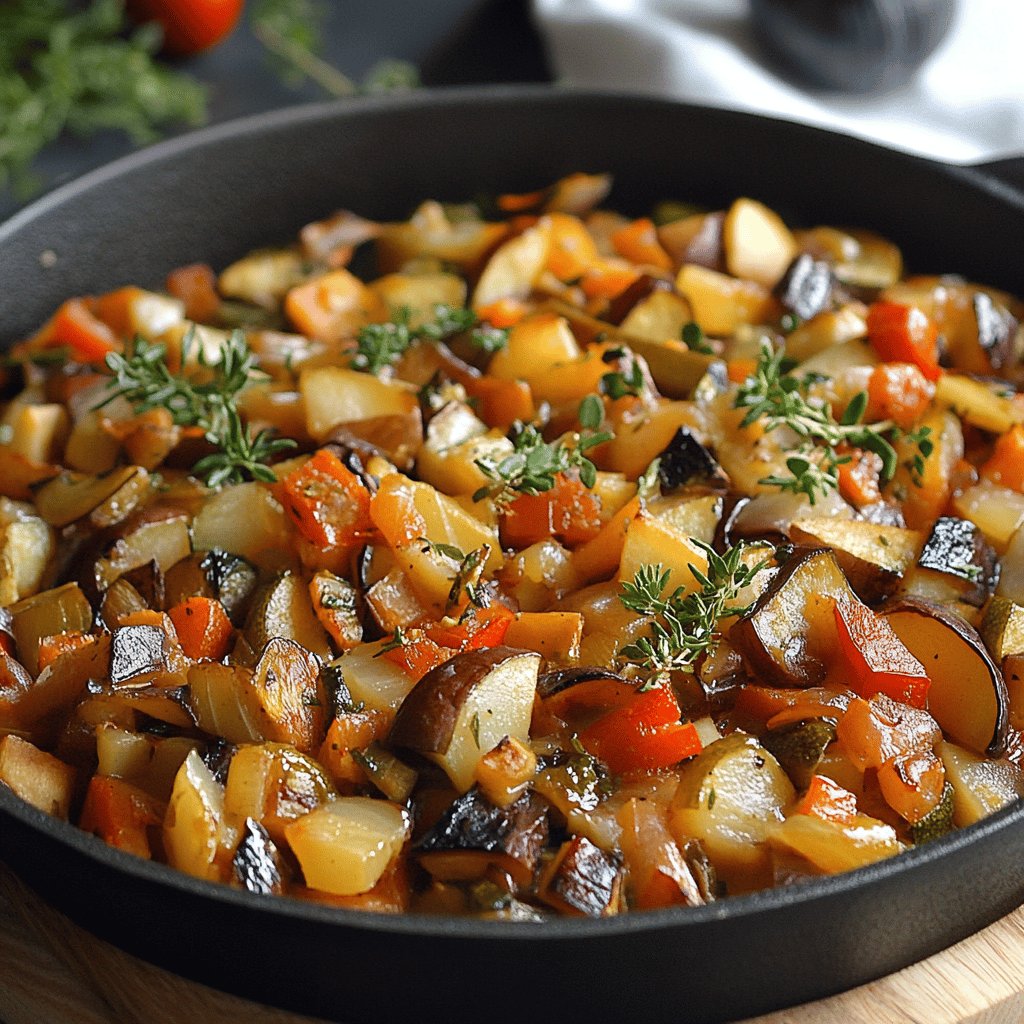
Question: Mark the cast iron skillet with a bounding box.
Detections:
[2,87,1024,1024]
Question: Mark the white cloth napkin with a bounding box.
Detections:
[532,0,1024,163]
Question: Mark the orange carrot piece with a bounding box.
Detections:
[166,263,220,323]
[866,302,941,381]
[727,357,758,385]
[545,213,599,282]
[79,775,166,859]
[497,189,546,213]
[866,362,934,429]
[475,298,530,329]
[36,632,94,673]
[611,217,673,272]
[48,298,120,362]
[276,449,372,551]
[579,261,642,301]
[836,447,883,508]
[981,424,1024,492]
[168,597,234,661]
[572,495,641,586]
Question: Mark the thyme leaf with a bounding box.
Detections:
[618,542,771,674]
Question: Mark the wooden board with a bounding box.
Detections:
[1,859,1023,1024]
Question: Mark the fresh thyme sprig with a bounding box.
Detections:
[416,537,492,614]
[618,541,771,674]
[352,304,509,375]
[98,329,295,486]
[733,340,931,504]
[600,347,646,399]
[472,395,612,503]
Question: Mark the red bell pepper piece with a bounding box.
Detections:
[794,774,858,826]
[834,600,931,709]
[579,685,703,774]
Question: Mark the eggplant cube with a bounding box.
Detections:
[537,834,624,917]
[415,787,549,889]
[390,647,540,793]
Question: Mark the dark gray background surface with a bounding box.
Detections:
[0,0,550,222]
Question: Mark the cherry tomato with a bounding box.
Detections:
[126,0,244,55]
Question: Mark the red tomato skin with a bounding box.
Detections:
[126,0,244,55]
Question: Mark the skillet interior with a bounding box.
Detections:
[2,86,1024,1023]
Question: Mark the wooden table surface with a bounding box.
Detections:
[1,861,1023,1024]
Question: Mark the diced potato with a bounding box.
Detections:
[488,313,581,383]
[591,473,636,523]
[6,403,69,464]
[329,640,418,715]
[0,498,54,606]
[785,306,868,363]
[604,400,707,479]
[934,374,1023,435]
[676,264,780,335]
[365,569,430,633]
[284,797,409,896]
[63,410,121,474]
[617,514,708,597]
[299,365,418,441]
[618,289,693,342]
[9,583,94,677]
[952,481,1024,550]
[474,736,537,809]
[219,248,306,308]
[503,538,578,611]
[163,749,225,881]
[371,474,501,572]
[191,483,293,572]
[223,742,335,844]
[504,611,583,662]
[647,493,722,545]
[417,429,514,497]
[95,726,198,801]
[766,811,904,874]
[670,733,795,892]
[368,272,467,327]
[723,197,798,289]
[472,221,551,309]
[789,517,922,604]
[938,740,1024,827]
[0,734,75,818]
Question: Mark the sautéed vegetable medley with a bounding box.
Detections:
[3,173,1024,918]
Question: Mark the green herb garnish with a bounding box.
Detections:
[352,304,507,375]
[0,0,207,197]
[600,348,646,399]
[618,542,771,674]
[681,322,714,355]
[472,395,612,503]
[734,340,932,504]
[98,329,295,487]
